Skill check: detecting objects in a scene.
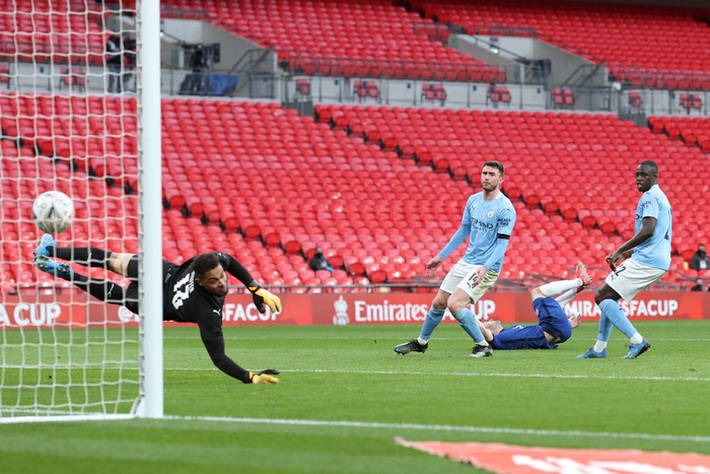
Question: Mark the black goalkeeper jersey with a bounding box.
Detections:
[161,252,255,383]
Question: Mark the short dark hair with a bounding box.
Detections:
[483,160,505,177]
[192,252,221,276]
[639,160,658,174]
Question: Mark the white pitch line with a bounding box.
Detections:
[163,335,710,342]
[162,367,710,382]
[2,365,709,382]
[275,368,710,382]
[168,415,710,444]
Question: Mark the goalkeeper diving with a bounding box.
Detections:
[32,234,282,384]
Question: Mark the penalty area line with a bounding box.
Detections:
[167,415,710,444]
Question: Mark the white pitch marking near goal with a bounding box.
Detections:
[5,413,709,445]
[4,364,707,383]
[277,368,710,383]
[165,366,710,383]
[0,0,163,422]
[169,416,710,444]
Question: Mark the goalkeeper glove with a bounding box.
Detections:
[248,285,282,313]
[249,369,280,384]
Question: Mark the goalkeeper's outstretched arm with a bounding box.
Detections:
[199,323,279,384]
[219,253,282,313]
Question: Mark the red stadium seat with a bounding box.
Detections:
[348,262,366,277]
[295,78,310,96]
[243,224,261,241]
[284,240,302,255]
[368,270,388,284]
[264,232,281,248]
[0,64,9,87]
[628,92,642,109]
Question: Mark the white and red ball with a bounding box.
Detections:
[32,191,75,234]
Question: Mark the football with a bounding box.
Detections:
[32,191,75,234]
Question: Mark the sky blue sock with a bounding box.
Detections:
[599,299,638,339]
[454,307,485,344]
[419,307,445,341]
[597,310,614,342]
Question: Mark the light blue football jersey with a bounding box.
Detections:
[631,184,672,271]
[456,192,516,272]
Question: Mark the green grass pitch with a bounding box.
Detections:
[1,320,709,473]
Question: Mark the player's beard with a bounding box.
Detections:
[482,181,499,193]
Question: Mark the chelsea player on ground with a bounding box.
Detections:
[578,160,672,360]
[394,160,516,358]
[478,262,591,350]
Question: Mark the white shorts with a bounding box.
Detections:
[440,260,500,303]
[604,259,666,301]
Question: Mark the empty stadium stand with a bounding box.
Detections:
[0,0,109,66]
[410,0,710,89]
[649,116,710,153]
[1,0,708,294]
[314,103,709,283]
[12,93,707,289]
[161,0,504,82]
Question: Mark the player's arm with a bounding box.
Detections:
[618,217,656,253]
[198,317,279,384]
[437,224,471,260]
[482,234,511,271]
[219,252,282,313]
[607,217,656,269]
[220,252,257,286]
[429,197,476,273]
[425,223,470,276]
[477,319,495,343]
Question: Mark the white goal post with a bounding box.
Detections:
[139,0,164,420]
[0,0,162,422]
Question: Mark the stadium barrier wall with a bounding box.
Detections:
[1,291,708,329]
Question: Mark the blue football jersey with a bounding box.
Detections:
[490,325,556,350]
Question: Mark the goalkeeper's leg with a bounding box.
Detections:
[35,234,136,279]
[73,274,132,309]
[34,256,130,308]
[34,235,137,310]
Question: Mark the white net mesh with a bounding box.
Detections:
[0,0,142,419]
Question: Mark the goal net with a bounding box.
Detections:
[0,0,162,421]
